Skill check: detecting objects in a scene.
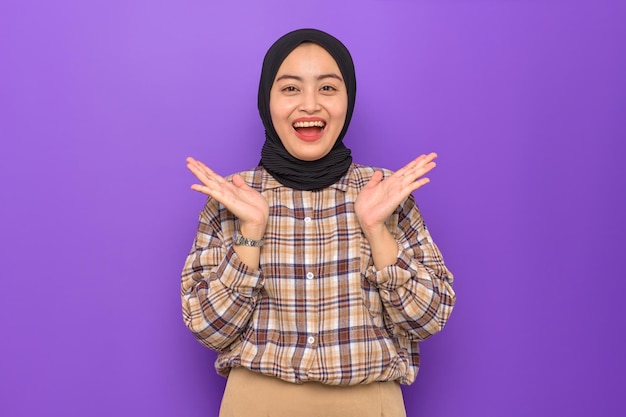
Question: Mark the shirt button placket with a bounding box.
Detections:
[304,214,317,373]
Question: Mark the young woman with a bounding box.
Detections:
[181,28,455,417]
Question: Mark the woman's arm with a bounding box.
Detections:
[181,158,269,351]
[181,203,264,351]
[355,154,455,340]
[364,196,455,340]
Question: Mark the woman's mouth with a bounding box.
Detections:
[292,120,326,142]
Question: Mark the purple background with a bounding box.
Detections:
[1,1,625,416]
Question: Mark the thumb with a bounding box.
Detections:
[232,174,251,190]
[363,170,384,189]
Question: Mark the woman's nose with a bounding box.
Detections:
[298,90,321,113]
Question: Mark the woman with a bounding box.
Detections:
[181,28,455,417]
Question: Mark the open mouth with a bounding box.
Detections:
[292,120,326,141]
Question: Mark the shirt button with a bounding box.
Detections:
[304,217,312,223]
[307,336,315,344]
[306,272,314,280]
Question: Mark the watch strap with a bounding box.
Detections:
[233,231,264,247]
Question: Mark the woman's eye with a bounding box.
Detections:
[321,85,336,92]
[283,86,298,92]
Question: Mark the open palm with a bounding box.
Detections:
[355,153,437,231]
[186,157,269,229]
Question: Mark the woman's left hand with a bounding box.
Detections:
[355,153,437,233]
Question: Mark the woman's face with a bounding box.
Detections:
[270,43,348,161]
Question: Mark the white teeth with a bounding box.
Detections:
[293,121,325,128]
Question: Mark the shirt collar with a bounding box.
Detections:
[260,164,353,192]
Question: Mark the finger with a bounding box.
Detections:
[191,160,216,179]
[401,164,436,186]
[187,160,226,186]
[186,157,212,175]
[409,177,431,192]
[402,154,438,181]
[186,157,209,176]
[414,161,437,177]
[395,156,422,177]
[187,163,214,185]
[190,183,218,197]
[410,153,437,173]
[395,153,434,177]
[416,152,437,167]
[190,181,231,201]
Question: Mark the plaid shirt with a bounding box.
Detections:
[181,164,455,385]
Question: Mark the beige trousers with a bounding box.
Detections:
[219,367,407,417]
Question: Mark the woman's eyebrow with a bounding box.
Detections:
[275,74,302,83]
[275,73,344,83]
[318,73,344,82]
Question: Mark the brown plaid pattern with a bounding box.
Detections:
[181,164,455,385]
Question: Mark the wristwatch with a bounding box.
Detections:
[233,231,264,247]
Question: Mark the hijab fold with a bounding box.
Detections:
[258,29,356,191]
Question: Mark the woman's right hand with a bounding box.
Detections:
[186,157,269,239]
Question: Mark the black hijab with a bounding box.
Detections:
[258,28,356,191]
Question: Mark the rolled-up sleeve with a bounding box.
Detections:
[365,196,455,341]
[181,200,264,351]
